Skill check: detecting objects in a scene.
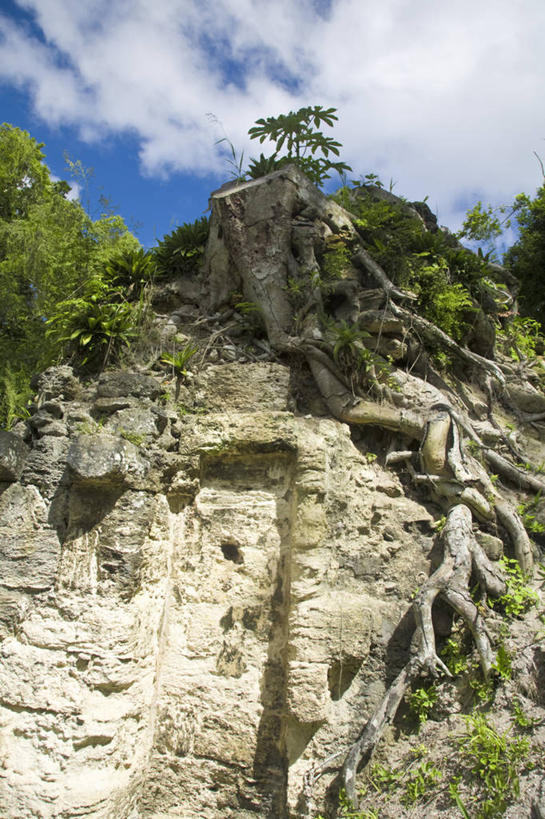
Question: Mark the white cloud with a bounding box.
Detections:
[1,0,545,228]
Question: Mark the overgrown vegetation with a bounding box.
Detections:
[0,123,141,423]
[459,179,545,328]
[331,184,484,341]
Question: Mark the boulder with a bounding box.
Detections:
[0,430,29,481]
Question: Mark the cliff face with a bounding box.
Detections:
[0,364,435,817]
[1,169,545,819]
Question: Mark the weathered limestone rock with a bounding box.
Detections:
[0,361,437,818]
[67,433,148,486]
[0,429,29,481]
[0,483,60,591]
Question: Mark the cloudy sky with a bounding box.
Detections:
[1,0,544,248]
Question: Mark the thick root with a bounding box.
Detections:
[339,503,501,807]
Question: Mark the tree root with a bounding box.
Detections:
[390,303,506,384]
[340,503,504,807]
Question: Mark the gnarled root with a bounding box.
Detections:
[340,503,505,807]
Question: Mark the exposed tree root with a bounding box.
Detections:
[340,503,505,806]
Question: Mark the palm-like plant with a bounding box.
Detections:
[46,292,140,370]
[153,218,209,278]
[103,248,156,296]
[160,345,198,376]
[248,105,352,186]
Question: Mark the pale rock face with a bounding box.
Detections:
[0,363,434,818]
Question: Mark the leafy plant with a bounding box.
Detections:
[504,184,545,326]
[160,344,198,376]
[468,673,495,704]
[517,493,545,536]
[367,762,403,794]
[449,778,472,818]
[332,184,483,341]
[0,364,32,428]
[497,315,545,362]
[327,319,370,364]
[491,642,512,680]
[234,300,265,335]
[248,105,352,187]
[153,217,209,278]
[103,247,156,295]
[118,428,145,446]
[490,556,539,618]
[46,291,141,371]
[408,684,438,724]
[0,124,140,417]
[512,698,538,731]
[215,135,246,181]
[247,152,284,180]
[401,760,442,805]
[321,239,352,280]
[456,713,530,818]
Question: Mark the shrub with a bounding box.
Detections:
[153,217,209,278]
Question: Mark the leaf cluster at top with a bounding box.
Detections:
[247,105,352,187]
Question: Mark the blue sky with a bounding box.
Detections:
[1,0,544,249]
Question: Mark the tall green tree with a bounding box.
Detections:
[0,123,140,426]
[503,184,545,326]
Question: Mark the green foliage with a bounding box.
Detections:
[490,556,538,618]
[46,290,141,371]
[333,185,483,341]
[491,642,512,681]
[160,345,198,376]
[504,184,545,326]
[0,124,140,424]
[234,300,265,335]
[511,698,538,731]
[0,365,32,429]
[517,494,545,536]
[456,713,530,818]
[0,123,50,221]
[248,105,352,186]
[360,752,441,811]
[400,760,442,806]
[449,779,472,819]
[434,514,448,533]
[408,260,475,341]
[458,201,506,245]
[468,671,495,704]
[337,789,380,818]
[247,152,285,180]
[460,184,545,327]
[327,319,370,364]
[103,247,156,295]
[496,315,545,363]
[408,684,438,724]
[118,428,145,446]
[153,217,209,278]
[321,239,352,280]
[366,762,403,795]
